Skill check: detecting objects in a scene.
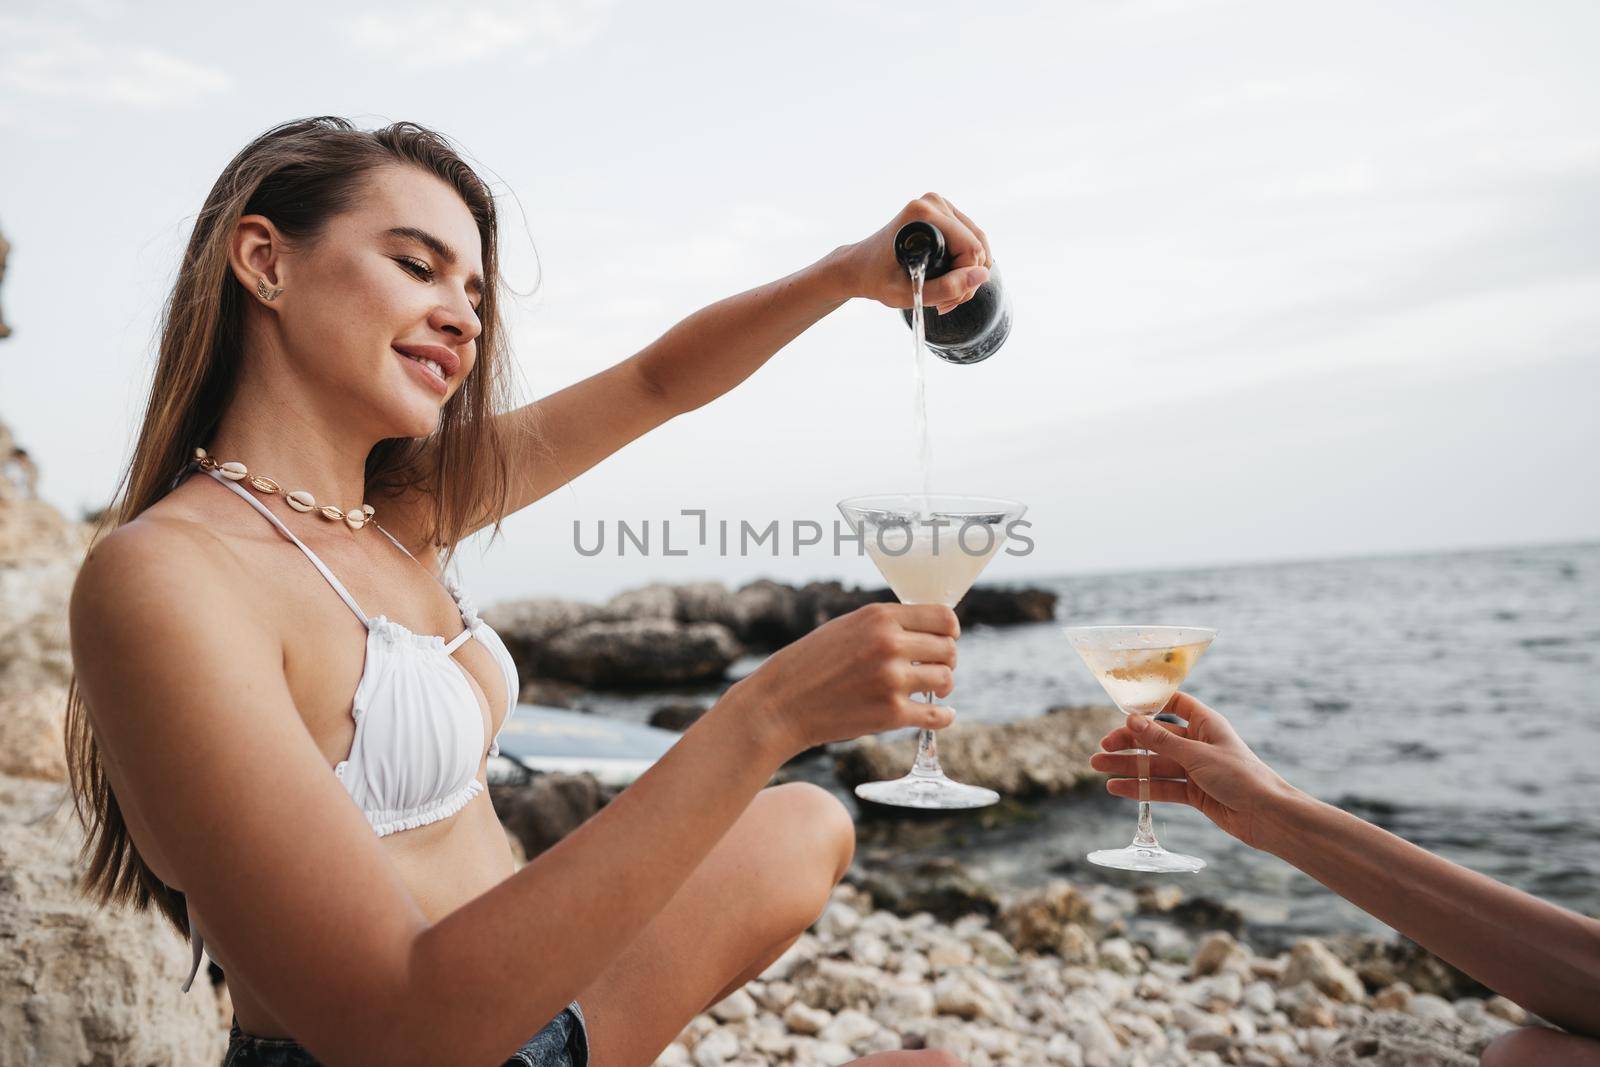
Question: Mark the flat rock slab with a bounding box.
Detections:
[834,704,1124,801]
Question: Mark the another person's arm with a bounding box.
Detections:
[1091,694,1600,1040]
[73,523,960,1067]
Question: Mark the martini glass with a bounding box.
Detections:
[1064,625,1216,872]
[838,493,1027,809]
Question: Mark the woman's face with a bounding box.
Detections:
[270,164,486,440]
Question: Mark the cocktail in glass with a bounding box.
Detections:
[838,493,1027,809]
[1064,625,1217,872]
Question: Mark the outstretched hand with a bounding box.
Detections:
[1089,693,1300,850]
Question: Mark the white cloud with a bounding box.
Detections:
[342,0,613,64]
[0,14,230,108]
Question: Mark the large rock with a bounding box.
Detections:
[952,586,1057,627]
[1167,894,1245,937]
[834,704,1123,800]
[1328,933,1491,1000]
[670,582,747,631]
[487,579,1059,676]
[649,701,709,732]
[0,225,10,339]
[603,583,678,621]
[0,685,68,781]
[727,580,1056,648]
[996,881,1097,955]
[0,418,89,782]
[848,855,1000,923]
[1319,1009,1497,1066]
[489,772,617,860]
[729,580,896,648]
[480,597,606,678]
[484,590,744,688]
[516,677,592,710]
[1282,938,1367,1003]
[536,619,742,687]
[730,580,833,648]
[0,773,228,1064]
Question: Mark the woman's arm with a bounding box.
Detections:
[1091,695,1600,1039]
[461,194,993,535]
[1260,788,1600,1036]
[74,521,959,1067]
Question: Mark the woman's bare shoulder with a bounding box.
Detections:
[71,496,278,674]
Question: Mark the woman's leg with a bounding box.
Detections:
[577,782,856,1067]
[1480,1026,1600,1066]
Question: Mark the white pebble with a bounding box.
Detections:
[1406,992,1457,1024]
[654,1043,690,1067]
[709,989,756,1023]
[782,1001,832,1036]
[691,1028,739,1067]
[1241,980,1275,1016]
[848,931,889,969]
[819,1009,877,1047]
[1098,938,1139,975]
[815,901,862,940]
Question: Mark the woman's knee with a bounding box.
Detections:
[763,781,855,883]
[1481,1026,1600,1066]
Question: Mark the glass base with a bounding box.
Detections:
[1087,844,1207,873]
[854,772,1000,810]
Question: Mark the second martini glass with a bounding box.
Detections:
[838,493,1027,809]
[1065,625,1217,872]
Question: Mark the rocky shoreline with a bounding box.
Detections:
[483,579,1058,691]
[654,880,1527,1067]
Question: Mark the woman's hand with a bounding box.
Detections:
[833,193,993,316]
[731,602,961,758]
[1089,693,1301,850]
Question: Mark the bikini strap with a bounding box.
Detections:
[203,469,370,627]
[373,522,421,562]
[373,522,475,632]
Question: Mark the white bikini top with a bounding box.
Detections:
[181,468,520,992]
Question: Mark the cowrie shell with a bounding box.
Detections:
[218,461,248,481]
[361,504,376,518]
[286,491,316,512]
[193,447,208,460]
[249,476,281,494]
[318,505,345,521]
[344,511,367,531]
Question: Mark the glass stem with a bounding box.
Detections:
[1131,747,1160,849]
[910,693,942,777]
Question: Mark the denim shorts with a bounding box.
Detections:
[221,1000,588,1066]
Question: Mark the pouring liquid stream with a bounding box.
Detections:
[908,261,934,506]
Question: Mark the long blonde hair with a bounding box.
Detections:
[65,116,521,943]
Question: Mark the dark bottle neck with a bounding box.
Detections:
[894,220,952,279]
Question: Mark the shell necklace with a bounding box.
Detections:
[194,447,375,531]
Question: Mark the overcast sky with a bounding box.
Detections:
[2,0,1597,601]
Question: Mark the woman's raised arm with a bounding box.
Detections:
[464,195,992,535]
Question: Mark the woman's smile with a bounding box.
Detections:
[393,344,451,396]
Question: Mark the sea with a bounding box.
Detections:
[576,540,1600,950]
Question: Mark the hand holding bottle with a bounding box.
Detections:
[836,193,992,315]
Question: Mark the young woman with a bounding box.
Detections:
[65,116,995,1067]
[1091,693,1600,1066]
